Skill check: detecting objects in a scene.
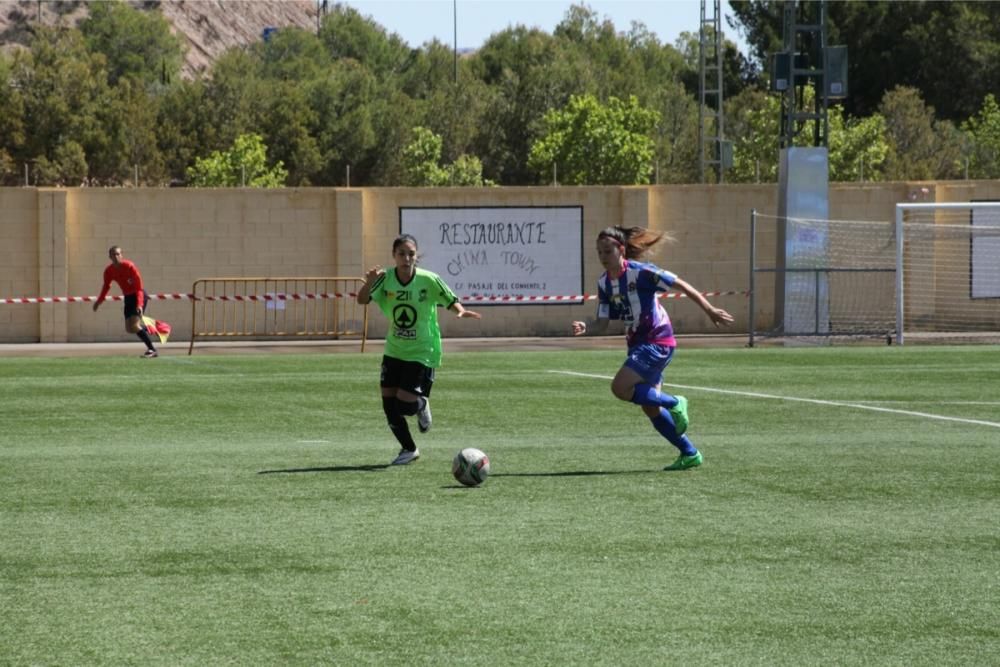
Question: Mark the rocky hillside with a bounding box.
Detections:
[0,0,319,78]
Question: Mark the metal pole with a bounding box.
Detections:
[748,209,757,347]
[25,163,29,186]
[715,0,724,184]
[697,0,705,183]
[814,269,820,335]
[453,0,458,84]
[346,164,351,187]
[241,164,246,187]
[894,204,905,346]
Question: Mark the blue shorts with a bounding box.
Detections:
[623,343,675,386]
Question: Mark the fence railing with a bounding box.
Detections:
[188,277,368,354]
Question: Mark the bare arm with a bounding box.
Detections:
[356,266,383,305]
[571,316,610,336]
[672,277,735,327]
[449,302,482,319]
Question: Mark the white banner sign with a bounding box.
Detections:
[400,207,583,304]
[972,206,1000,299]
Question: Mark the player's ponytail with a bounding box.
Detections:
[597,226,672,259]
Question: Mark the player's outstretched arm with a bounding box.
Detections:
[673,277,734,327]
[450,303,482,319]
[572,318,609,336]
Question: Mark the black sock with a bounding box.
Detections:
[382,397,416,451]
[137,328,155,351]
[396,398,422,417]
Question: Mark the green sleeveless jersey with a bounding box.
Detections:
[369,267,459,368]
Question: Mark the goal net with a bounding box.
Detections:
[750,203,1000,345]
[896,202,1000,344]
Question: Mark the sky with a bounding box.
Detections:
[335,1,746,53]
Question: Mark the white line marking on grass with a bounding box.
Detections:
[548,370,1000,430]
[298,440,330,444]
[871,400,1000,406]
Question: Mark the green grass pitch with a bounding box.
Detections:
[1,346,998,665]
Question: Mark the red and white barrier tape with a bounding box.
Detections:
[459,289,749,302]
[2,289,749,305]
[1,294,192,304]
[192,293,353,302]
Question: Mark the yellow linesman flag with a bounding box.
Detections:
[142,316,171,344]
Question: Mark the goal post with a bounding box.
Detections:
[750,211,897,344]
[750,203,1000,345]
[895,201,1000,345]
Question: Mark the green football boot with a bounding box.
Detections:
[668,395,689,436]
[664,450,702,471]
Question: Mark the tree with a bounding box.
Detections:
[962,94,1000,179]
[79,0,184,87]
[186,133,287,187]
[89,76,165,184]
[157,80,218,182]
[470,26,568,184]
[34,140,88,186]
[827,108,888,183]
[724,85,890,183]
[414,47,495,165]
[728,1,1000,122]
[9,26,110,185]
[0,55,26,184]
[402,127,491,186]
[252,27,330,82]
[648,80,699,183]
[879,86,962,181]
[528,94,659,185]
[725,87,780,183]
[674,30,760,101]
[318,5,411,78]
[258,80,322,186]
[201,50,265,152]
[402,127,448,186]
[307,60,385,186]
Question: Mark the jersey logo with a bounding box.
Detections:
[392,304,418,339]
[418,288,427,302]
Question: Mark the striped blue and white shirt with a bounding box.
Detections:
[597,260,678,348]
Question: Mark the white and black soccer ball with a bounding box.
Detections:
[452,447,490,487]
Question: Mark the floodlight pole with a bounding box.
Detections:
[453,0,458,84]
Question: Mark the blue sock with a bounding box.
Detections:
[650,409,698,456]
[630,383,678,409]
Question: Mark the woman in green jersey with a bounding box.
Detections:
[357,234,482,465]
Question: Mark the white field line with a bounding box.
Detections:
[548,370,1000,430]
[869,401,1000,406]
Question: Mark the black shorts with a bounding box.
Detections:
[123,291,150,319]
[380,356,435,398]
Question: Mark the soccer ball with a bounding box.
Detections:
[452,447,490,487]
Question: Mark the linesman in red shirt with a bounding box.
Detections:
[92,245,159,358]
